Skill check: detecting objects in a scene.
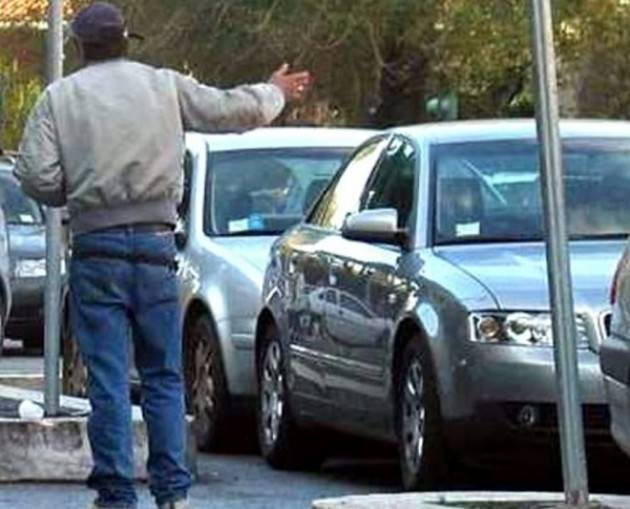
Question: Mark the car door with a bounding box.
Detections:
[286,136,390,408]
[323,135,418,425]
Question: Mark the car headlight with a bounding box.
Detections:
[14,259,47,278]
[14,258,66,279]
[470,312,589,348]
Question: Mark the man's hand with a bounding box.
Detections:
[269,63,312,102]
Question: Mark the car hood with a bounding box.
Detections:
[7,224,46,258]
[434,240,626,311]
[212,236,278,273]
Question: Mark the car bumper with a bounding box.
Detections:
[6,277,44,338]
[603,374,630,457]
[439,342,609,449]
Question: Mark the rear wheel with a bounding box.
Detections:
[184,314,232,451]
[257,324,325,470]
[62,305,88,397]
[396,337,448,490]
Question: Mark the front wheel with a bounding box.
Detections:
[257,325,325,470]
[396,337,448,490]
[184,314,232,451]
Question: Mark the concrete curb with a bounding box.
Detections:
[0,384,197,483]
[312,492,630,509]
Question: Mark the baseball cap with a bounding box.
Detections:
[70,2,143,44]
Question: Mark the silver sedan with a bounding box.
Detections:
[255,120,628,488]
[178,128,374,450]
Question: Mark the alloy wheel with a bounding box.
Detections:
[190,327,216,433]
[260,341,284,448]
[401,359,426,475]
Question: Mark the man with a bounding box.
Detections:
[15,3,311,509]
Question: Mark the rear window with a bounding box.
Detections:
[204,148,350,236]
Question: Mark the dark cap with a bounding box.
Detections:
[70,2,142,45]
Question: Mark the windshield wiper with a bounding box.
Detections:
[569,233,629,241]
[215,230,285,237]
[436,235,541,245]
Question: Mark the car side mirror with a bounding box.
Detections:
[341,208,408,247]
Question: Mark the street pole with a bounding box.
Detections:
[43,0,64,417]
[529,0,589,504]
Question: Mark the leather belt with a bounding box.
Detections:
[99,223,174,234]
[72,248,177,271]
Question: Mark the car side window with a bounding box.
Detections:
[309,137,388,230]
[360,136,417,228]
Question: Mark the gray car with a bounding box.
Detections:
[0,159,48,350]
[176,127,374,449]
[255,120,629,488]
[601,241,630,458]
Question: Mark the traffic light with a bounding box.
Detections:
[426,91,459,121]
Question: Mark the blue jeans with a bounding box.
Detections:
[70,228,191,508]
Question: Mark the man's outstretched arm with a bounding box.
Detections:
[172,63,311,132]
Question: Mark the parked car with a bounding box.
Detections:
[61,127,375,449]
[0,157,13,354]
[256,119,629,488]
[0,158,49,350]
[601,241,630,458]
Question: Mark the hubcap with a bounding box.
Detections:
[401,359,426,474]
[190,329,215,429]
[260,341,284,447]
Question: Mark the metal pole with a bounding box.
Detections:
[529,0,589,504]
[43,0,64,417]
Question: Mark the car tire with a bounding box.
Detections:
[396,336,448,490]
[61,306,88,397]
[257,324,325,470]
[184,314,232,451]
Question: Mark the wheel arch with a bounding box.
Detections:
[254,307,277,376]
[391,316,438,400]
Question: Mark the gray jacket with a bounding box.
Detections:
[15,59,285,234]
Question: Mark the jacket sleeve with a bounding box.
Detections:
[14,92,66,207]
[170,71,286,132]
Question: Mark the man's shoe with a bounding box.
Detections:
[158,500,189,509]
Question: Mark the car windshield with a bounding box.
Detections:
[0,172,43,225]
[433,138,630,245]
[205,148,349,236]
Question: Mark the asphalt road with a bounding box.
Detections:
[0,453,401,509]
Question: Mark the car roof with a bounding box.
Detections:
[393,119,630,145]
[186,127,377,152]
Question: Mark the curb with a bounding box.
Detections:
[312,492,630,509]
[0,384,197,483]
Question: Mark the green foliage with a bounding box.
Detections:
[0,56,42,151]
[4,0,630,139]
